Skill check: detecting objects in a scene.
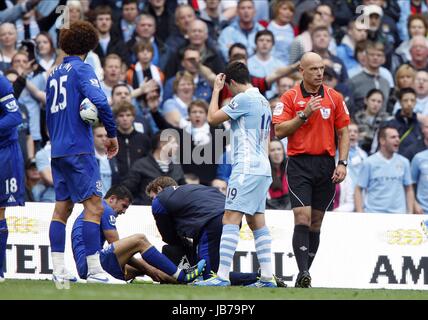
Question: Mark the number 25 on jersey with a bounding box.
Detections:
[49,76,68,114]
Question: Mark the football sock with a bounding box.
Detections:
[293,224,310,273]
[308,231,320,269]
[49,220,66,274]
[253,226,273,281]
[0,219,8,278]
[217,224,240,281]
[142,246,182,280]
[83,220,103,274]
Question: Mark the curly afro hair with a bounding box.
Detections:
[59,21,99,56]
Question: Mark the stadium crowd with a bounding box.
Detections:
[2,0,428,214]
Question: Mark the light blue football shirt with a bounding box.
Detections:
[222,87,272,177]
[357,152,412,213]
[411,149,428,213]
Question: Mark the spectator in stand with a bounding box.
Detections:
[288,10,324,64]
[413,70,428,119]
[346,122,367,189]
[163,46,212,103]
[266,138,290,210]
[361,3,397,69]
[348,41,390,114]
[100,54,124,101]
[314,3,337,54]
[355,126,415,214]
[164,19,224,80]
[388,64,417,114]
[24,158,45,202]
[275,75,298,98]
[198,0,231,42]
[92,5,131,66]
[12,51,46,151]
[354,89,390,154]
[403,116,428,161]
[395,14,428,63]
[311,25,348,83]
[0,0,41,24]
[112,0,139,43]
[248,29,285,99]
[165,4,197,52]
[218,0,265,62]
[93,124,120,196]
[336,20,368,74]
[393,36,428,75]
[149,99,224,185]
[142,0,175,43]
[49,0,88,47]
[123,131,186,205]
[126,41,164,97]
[126,13,169,69]
[387,88,423,155]
[111,82,153,135]
[352,40,396,91]
[411,146,428,215]
[291,0,318,28]
[267,0,295,65]
[397,0,428,42]
[14,0,67,46]
[0,23,18,72]
[113,101,151,180]
[162,71,195,128]
[34,141,55,203]
[34,32,56,73]
[324,0,354,32]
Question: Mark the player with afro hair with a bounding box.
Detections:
[59,21,99,57]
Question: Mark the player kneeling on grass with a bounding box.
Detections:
[71,185,206,283]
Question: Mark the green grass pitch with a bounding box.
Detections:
[1,280,428,300]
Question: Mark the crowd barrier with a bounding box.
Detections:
[3,202,428,290]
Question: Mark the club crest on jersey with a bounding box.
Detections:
[320,107,331,119]
[109,215,116,227]
[229,100,238,110]
[96,180,103,193]
[5,100,18,112]
[273,102,284,116]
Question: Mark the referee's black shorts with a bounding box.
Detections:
[286,154,336,212]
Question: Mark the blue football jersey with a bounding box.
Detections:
[221,87,272,176]
[0,75,22,148]
[46,56,117,158]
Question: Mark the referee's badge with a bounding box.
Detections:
[273,102,284,116]
[320,107,331,119]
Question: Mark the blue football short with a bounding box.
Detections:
[51,154,103,203]
[0,142,25,207]
[75,243,124,280]
[225,173,272,215]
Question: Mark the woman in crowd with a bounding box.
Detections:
[161,71,195,128]
[354,89,391,154]
[267,138,290,210]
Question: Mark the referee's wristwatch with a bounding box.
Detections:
[297,111,308,122]
[338,160,348,167]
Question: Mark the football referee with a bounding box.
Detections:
[273,52,350,288]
